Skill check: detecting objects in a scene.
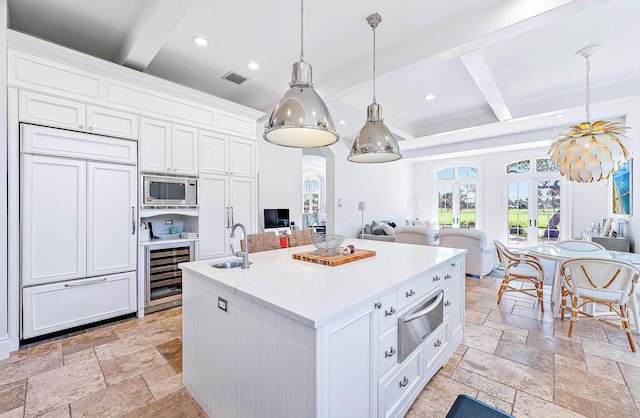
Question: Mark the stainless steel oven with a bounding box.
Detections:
[398,290,444,363]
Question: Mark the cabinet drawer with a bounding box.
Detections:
[87,105,138,140]
[425,322,448,371]
[378,326,398,377]
[22,271,136,338]
[397,271,434,311]
[21,124,137,164]
[378,290,398,332]
[380,349,420,417]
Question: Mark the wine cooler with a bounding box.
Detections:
[144,241,194,311]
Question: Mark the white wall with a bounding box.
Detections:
[1,0,9,359]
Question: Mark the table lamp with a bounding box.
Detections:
[357,202,367,236]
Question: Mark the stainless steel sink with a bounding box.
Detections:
[210,261,252,269]
[211,261,243,269]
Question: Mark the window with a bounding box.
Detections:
[435,165,479,229]
[303,179,320,214]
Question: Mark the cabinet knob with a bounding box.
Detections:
[451,262,457,267]
[174,168,178,172]
[434,339,442,348]
[79,125,84,129]
[166,168,171,171]
[88,126,93,131]
[385,346,396,358]
[433,275,441,282]
[444,274,451,280]
[445,300,451,307]
[374,302,382,309]
[384,306,396,317]
[399,376,409,387]
[405,289,415,297]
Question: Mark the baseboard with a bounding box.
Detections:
[0,334,10,360]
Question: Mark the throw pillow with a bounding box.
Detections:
[382,223,395,236]
[371,221,385,235]
[414,218,432,229]
[364,224,372,235]
[388,222,397,228]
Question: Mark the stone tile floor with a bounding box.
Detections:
[1,274,639,417]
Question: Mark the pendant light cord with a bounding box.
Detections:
[300,0,304,62]
[585,55,591,123]
[372,24,376,103]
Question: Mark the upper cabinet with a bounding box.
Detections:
[199,130,255,177]
[140,118,198,175]
[19,91,138,140]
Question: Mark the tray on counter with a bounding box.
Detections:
[292,248,376,266]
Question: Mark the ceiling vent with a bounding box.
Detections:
[222,71,248,85]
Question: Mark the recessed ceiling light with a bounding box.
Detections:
[246,62,259,70]
[424,93,437,100]
[192,36,209,47]
[553,113,565,118]
[339,120,346,125]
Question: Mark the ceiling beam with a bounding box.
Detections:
[115,0,197,71]
[460,50,512,122]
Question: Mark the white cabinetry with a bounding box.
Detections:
[199,130,255,177]
[19,91,138,139]
[199,174,255,259]
[140,118,198,175]
[20,125,138,338]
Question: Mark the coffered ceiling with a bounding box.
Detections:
[8,0,640,158]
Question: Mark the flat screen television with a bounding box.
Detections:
[264,209,290,228]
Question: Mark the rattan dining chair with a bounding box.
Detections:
[494,240,546,312]
[554,239,605,251]
[560,258,639,352]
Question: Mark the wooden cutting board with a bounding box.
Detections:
[292,249,376,266]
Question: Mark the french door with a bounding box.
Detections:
[438,182,477,229]
[507,177,562,247]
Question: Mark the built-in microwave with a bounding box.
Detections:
[143,175,197,207]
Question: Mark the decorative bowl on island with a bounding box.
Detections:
[310,233,345,256]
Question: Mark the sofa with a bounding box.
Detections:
[438,228,496,277]
[394,226,439,246]
[360,218,436,243]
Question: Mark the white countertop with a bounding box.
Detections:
[180,239,465,328]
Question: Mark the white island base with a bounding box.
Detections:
[181,240,465,417]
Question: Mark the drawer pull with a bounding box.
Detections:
[385,306,396,316]
[406,289,415,297]
[444,274,451,280]
[433,275,441,282]
[451,262,457,267]
[399,376,409,387]
[374,302,382,309]
[445,300,451,307]
[434,339,442,348]
[385,346,396,358]
[64,277,107,287]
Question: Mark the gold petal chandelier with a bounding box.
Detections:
[549,46,632,183]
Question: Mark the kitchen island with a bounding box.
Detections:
[180,239,466,418]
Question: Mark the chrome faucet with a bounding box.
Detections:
[230,223,249,269]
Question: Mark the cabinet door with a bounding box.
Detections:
[87,162,137,277]
[199,174,231,259]
[320,302,377,418]
[229,177,255,233]
[443,257,464,342]
[140,118,171,173]
[22,271,136,338]
[22,155,87,286]
[199,130,228,174]
[19,91,86,132]
[229,136,255,177]
[86,105,138,140]
[172,124,199,175]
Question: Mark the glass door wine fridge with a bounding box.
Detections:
[144,241,194,312]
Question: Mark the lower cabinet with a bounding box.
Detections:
[22,271,136,338]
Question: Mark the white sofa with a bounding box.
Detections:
[393,226,439,246]
[438,228,496,277]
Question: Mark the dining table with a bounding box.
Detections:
[526,246,640,320]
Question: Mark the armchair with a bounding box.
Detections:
[438,229,495,277]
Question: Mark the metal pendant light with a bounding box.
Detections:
[549,46,632,182]
[263,0,338,148]
[348,13,401,163]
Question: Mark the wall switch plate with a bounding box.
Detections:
[165,220,173,225]
[218,297,228,312]
[338,199,343,208]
